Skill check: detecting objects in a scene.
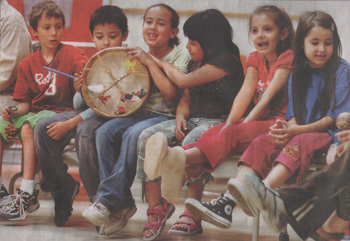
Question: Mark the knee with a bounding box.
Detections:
[21,123,34,140]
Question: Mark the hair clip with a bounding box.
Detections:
[331,23,335,31]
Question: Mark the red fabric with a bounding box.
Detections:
[13,44,88,113]
[183,119,276,172]
[247,49,294,120]
[239,132,332,184]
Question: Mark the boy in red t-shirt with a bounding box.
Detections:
[0,0,87,221]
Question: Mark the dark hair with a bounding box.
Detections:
[249,5,295,56]
[292,11,341,124]
[89,5,128,36]
[29,0,65,31]
[183,9,240,62]
[143,4,180,48]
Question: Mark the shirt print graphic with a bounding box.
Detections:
[257,79,270,101]
[35,72,57,96]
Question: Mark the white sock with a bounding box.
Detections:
[20,179,34,195]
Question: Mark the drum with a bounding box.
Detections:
[82,47,150,117]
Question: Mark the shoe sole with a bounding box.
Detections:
[227,178,257,217]
[161,146,186,202]
[144,132,168,180]
[185,198,231,229]
[105,206,137,236]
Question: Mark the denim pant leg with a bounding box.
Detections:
[34,111,79,196]
[95,116,141,182]
[76,115,108,202]
[95,114,169,213]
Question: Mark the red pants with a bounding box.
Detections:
[239,132,332,184]
[183,119,276,172]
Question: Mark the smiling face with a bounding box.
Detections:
[32,13,64,52]
[142,6,178,49]
[186,39,204,62]
[92,23,128,51]
[250,13,285,61]
[303,26,333,68]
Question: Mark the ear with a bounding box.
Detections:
[31,26,38,38]
[170,28,179,40]
[122,30,129,41]
[280,28,289,41]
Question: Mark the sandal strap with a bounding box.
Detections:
[179,211,201,223]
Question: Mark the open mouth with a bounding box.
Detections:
[258,42,268,47]
[148,33,158,38]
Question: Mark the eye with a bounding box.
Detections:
[265,27,272,32]
[56,25,62,30]
[251,28,258,34]
[110,35,117,39]
[145,20,152,24]
[95,35,103,40]
[325,41,333,46]
[45,26,50,30]
[311,42,319,46]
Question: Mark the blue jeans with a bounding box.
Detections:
[94,111,170,213]
[76,115,109,202]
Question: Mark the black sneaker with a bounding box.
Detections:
[185,193,235,229]
[0,188,40,220]
[0,185,9,199]
[54,181,80,227]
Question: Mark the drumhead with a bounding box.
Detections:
[82,47,150,117]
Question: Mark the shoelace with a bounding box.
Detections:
[205,193,229,206]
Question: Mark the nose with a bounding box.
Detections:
[258,29,264,39]
[186,42,190,50]
[51,28,56,36]
[103,38,110,47]
[318,43,325,52]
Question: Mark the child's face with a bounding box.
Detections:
[92,23,128,52]
[186,39,204,62]
[303,26,333,68]
[142,6,178,49]
[32,13,64,51]
[250,13,285,59]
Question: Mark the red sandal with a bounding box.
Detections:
[143,198,175,241]
[168,211,203,236]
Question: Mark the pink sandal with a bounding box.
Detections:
[143,198,175,241]
[168,211,203,236]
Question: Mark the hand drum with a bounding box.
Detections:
[82,47,150,117]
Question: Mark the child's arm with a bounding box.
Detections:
[221,67,258,130]
[153,57,228,89]
[243,68,291,123]
[175,89,191,141]
[46,114,83,141]
[126,47,178,100]
[1,102,30,121]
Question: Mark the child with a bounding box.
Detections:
[34,5,128,228]
[81,4,190,236]
[137,9,244,239]
[226,10,350,230]
[0,0,87,221]
[144,5,295,231]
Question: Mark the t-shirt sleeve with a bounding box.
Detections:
[12,63,31,102]
[327,61,350,119]
[246,51,259,69]
[275,49,294,70]
[207,53,243,75]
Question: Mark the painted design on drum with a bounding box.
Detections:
[98,94,111,105]
[114,106,127,115]
[133,88,147,99]
[125,59,137,74]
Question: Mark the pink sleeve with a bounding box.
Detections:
[275,49,294,70]
[246,51,259,69]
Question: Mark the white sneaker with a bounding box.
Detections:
[82,202,110,226]
[105,206,137,236]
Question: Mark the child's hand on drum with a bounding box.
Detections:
[175,117,188,141]
[125,47,154,66]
